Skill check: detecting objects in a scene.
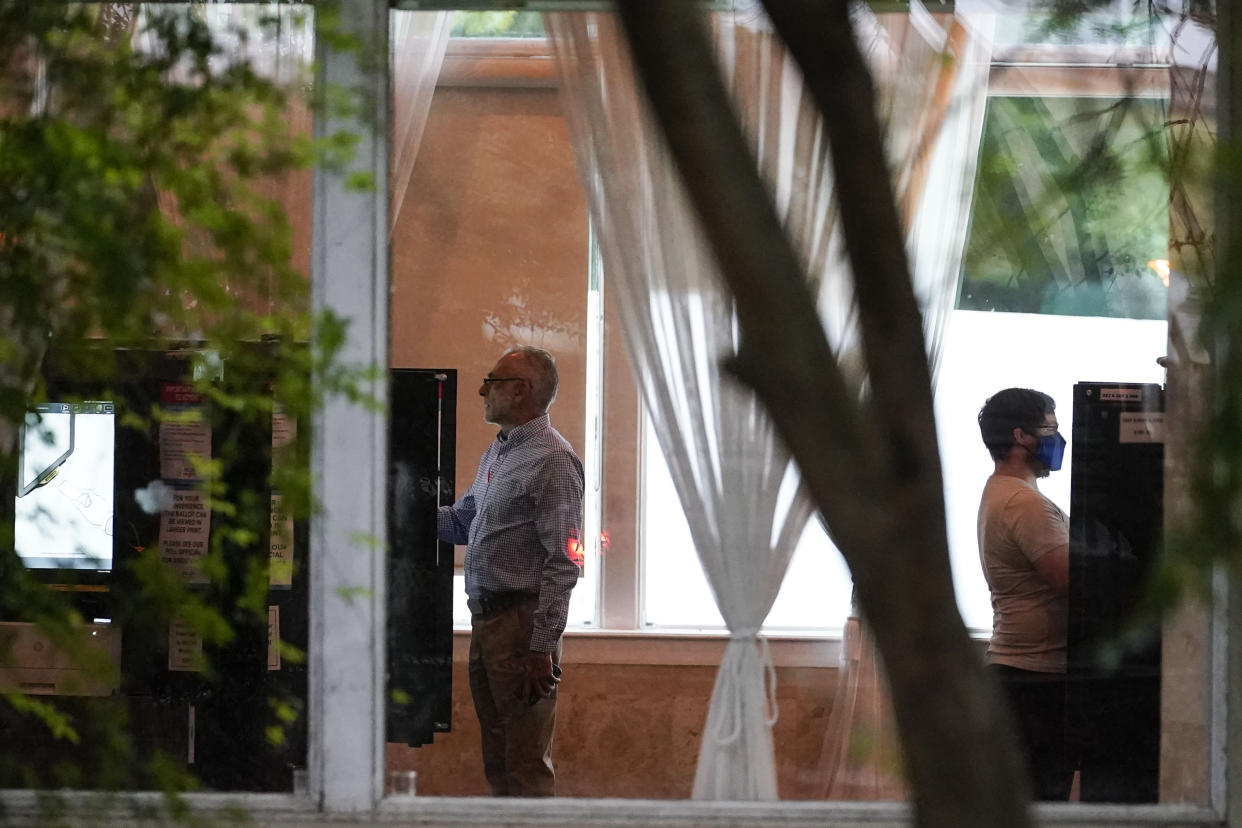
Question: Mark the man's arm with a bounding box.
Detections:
[521,450,584,703]
[529,450,585,654]
[1008,489,1069,596]
[437,487,476,545]
[1031,544,1069,596]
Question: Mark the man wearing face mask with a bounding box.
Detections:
[976,387,1072,801]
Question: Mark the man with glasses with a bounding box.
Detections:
[438,345,584,797]
[976,387,1072,800]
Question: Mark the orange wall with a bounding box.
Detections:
[387,660,842,800]
[385,83,854,802]
[390,86,588,504]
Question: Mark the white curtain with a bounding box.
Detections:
[549,11,813,800]
[548,4,987,800]
[817,8,992,800]
[817,611,906,800]
[389,12,452,230]
[812,3,992,385]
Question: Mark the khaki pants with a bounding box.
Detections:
[468,596,562,797]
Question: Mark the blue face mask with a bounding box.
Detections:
[1032,431,1066,472]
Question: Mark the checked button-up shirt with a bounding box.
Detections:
[438,413,584,653]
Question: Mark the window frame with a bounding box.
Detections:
[306,0,392,811]
[333,2,1232,821]
[0,2,1232,824]
[430,22,849,649]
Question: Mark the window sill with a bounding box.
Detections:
[0,790,1221,827]
[374,798,1222,828]
[449,626,846,667]
[451,625,991,667]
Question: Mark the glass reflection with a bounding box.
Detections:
[0,3,313,795]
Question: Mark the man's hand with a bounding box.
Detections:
[520,650,559,705]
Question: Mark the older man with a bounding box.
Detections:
[438,345,584,797]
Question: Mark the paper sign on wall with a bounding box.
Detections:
[1119,411,1165,444]
[159,384,211,481]
[270,403,296,588]
[272,403,296,452]
[158,383,211,583]
[269,493,294,588]
[159,486,210,584]
[169,617,204,672]
[267,605,281,671]
[1099,387,1145,403]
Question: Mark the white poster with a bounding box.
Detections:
[269,492,294,587]
[168,617,203,672]
[159,383,211,481]
[1119,411,1165,444]
[270,403,296,587]
[159,487,210,584]
[272,403,296,451]
[267,605,281,671]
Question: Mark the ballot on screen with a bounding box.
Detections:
[15,401,116,571]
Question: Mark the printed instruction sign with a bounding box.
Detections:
[269,492,294,587]
[1119,411,1165,444]
[158,384,211,481]
[1099,387,1146,403]
[272,403,296,452]
[159,487,210,584]
[168,617,204,672]
[267,605,281,671]
[270,403,296,587]
[158,383,211,582]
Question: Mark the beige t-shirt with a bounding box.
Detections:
[977,474,1069,673]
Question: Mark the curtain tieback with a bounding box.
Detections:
[712,632,780,746]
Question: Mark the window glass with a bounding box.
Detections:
[386,8,605,795]
[641,303,1168,634]
[0,3,314,795]
[644,92,1171,634]
[450,11,545,38]
[935,310,1167,630]
[387,11,593,631]
[381,5,1214,811]
[641,417,853,631]
[5,2,1222,815]
[958,96,1169,319]
[993,5,1167,47]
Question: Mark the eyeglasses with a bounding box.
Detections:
[482,376,526,385]
[1033,424,1060,434]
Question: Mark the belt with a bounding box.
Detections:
[469,590,537,617]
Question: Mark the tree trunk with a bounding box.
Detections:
[615,3,1030,825]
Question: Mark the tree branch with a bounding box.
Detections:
[760,0,941,475]
[616,3,1031,825]
[613,2,888,554]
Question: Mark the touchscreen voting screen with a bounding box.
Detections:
[15,402,116,571]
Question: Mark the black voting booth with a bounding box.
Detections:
[0,348,458,789]
[386,368,456,747]
[1068,381,1164,803]
[0,344,308,791]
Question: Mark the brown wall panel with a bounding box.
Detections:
[387,662,841,800]
[391,86,589,516]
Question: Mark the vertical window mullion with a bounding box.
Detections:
[582,220,605,626]
[310,0,390,812]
